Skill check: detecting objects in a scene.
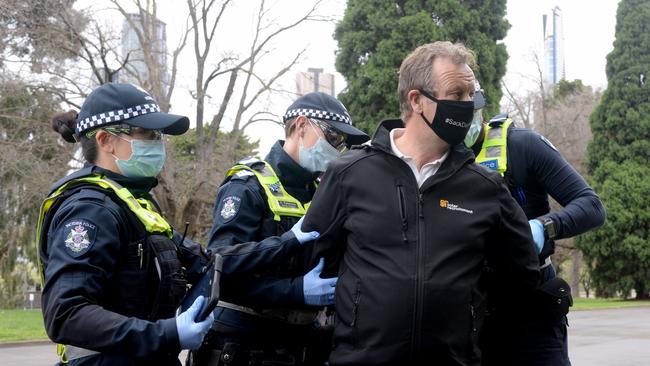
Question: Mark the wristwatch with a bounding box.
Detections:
[540,216,557,240]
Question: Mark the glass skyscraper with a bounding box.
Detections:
[543,6,565,85]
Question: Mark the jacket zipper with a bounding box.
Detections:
[384,152,452,359]
[412,193,425,358]
[138,243,143,269]
[396,183,408,244]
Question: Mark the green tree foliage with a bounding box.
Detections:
[553,79,586,101]
[334,0,509,132]
[576,0,650,299]
[0,0,86,71]
[0,76,74,307]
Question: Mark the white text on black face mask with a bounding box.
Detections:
[444,118,471,128]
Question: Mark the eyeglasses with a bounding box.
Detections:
[309,118,347,151]
[86,124,163,140]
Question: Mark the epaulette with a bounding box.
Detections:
[230,170,255,181]
[235,156,265,171]
[488,113,509,126]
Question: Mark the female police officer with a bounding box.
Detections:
[38,83,317,365]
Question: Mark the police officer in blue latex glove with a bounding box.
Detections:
[465,82,606,366]
[39,83,320,366]
[178,297,215,351]
[303,258,338,306]
[189,92,369,366]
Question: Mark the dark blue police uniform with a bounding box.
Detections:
[195,141,325,365]
[39,165,305,366]
[478,121,606,366]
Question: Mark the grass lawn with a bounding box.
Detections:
[0,309,48,343]
[572,297,650,311]
[1,299,649,343]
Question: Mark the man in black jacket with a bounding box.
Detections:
[301,42,540,366]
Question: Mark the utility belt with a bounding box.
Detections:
[533,262,573,322]
[216,301,318,326]
[540,256,552,269]
[190,333,333,366]
[191,343,303,366]
[191,306,332,366]
[485,257,572,322]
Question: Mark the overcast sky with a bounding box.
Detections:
[101,0,621,156]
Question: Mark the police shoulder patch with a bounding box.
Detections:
[219,196,242,222]
[62,219,97,257]
[540,135,558,151]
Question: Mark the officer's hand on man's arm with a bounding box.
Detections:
[303,258,338,306]
[175,296,214,350]
[290,216,320,245]
[528,219,545,254]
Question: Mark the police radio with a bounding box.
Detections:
[195,253,223,322]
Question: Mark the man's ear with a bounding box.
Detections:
[95,130,115,154]
[408,90,423,115]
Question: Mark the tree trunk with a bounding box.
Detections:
[571,250,582,298]
[635,282,649,300]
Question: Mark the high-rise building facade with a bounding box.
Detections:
[295,68,335,96]
[543,6,565,85]
[119,13,168,90]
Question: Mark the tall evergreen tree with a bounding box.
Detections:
[576,0,650,299]
[334,0,509,133]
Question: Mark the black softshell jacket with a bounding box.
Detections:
[302,119,540,366]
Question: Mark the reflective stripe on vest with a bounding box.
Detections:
[226,161,310,221]
[36,175,173,364]
[475,118,513,176]
[56,344,68,364]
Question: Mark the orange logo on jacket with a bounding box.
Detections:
[439,199,474,215]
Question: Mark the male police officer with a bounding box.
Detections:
[301,42,540,366]
[191,92,369,365]
[466,84,606,366]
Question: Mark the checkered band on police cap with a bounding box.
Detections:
[282,92,352,126]
[283,108,351,125]
[75,103,161,135]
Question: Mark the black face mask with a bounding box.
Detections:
[418,89,475,146]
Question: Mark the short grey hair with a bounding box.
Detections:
[397,41,476,120]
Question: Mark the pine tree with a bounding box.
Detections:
[334,0,509,133]
[576,0,650,299]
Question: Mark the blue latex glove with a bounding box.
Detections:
[529,219,545,254]
[303,258,338,306]
[176,295,214,350]
[291,216,320,244]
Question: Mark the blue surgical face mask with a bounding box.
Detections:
[112,134,166,177]
[464,109,483,148]
[298,122,340,173]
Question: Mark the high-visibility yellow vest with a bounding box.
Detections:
[36,174,173,364]
[226,160,311,221]
[475,115,513,176]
